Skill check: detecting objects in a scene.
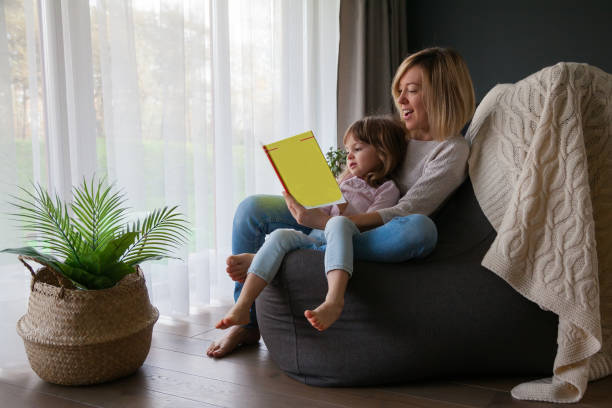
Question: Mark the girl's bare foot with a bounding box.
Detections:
[226,253,255,282]
[215,304,251,329]
[206,326,260,358]
[304,300,344,331]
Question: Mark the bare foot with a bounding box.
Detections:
[206,326,260,358]
[304,300,344,331]
[215,303,251,329]
[226,253,255,282]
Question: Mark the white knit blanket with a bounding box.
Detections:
[466,62,612,403]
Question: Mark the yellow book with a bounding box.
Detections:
[263,131,345,209]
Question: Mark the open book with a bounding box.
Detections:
[263,131,345,209]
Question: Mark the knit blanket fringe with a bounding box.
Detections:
[466,62,612,403]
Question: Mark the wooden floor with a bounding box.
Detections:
[1,305,611,408]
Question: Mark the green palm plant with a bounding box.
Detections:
[2,178,189,290]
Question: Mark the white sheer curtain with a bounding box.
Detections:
[0,0,340,318]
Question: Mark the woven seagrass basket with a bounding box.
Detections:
[16,257,159,386]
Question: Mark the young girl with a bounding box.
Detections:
[215,116,407,332]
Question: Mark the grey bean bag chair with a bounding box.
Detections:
[255,178,558,386]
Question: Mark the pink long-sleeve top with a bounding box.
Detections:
[319,176,400,217]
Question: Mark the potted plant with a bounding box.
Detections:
[2,177,189,385]
[325,146,347,177]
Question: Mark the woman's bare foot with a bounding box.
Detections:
[304,300,344,331]
[226,253,255,282]
[206,326,260,358]
[215,304,251,329]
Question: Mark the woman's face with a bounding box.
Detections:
[396,65,431,140]
[345,133,382,179]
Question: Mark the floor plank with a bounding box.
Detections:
[152,332,472,407]
[2,305,612,408]
[388,376,612,408]
[139,364,343,408]
[145,346,472,408]
[0,381,95,408]
[152,330,272,366]
[451,377,534,393]
[153,316,214,338]
[0,365,220,408]
[386,381,500,407]
[182,306,232,326]
[192,327,271,351]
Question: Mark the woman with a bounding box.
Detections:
[207,47,475,358]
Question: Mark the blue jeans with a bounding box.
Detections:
[248,216,361,284]
[232,195,438,328]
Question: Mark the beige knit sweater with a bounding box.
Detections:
[466,63,612,403]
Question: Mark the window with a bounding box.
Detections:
[0,0,340,313]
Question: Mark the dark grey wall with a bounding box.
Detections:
[404,0,612,102]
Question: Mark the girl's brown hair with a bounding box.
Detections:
[339,115,407,187]
[391,47,475,141]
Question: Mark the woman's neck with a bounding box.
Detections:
[409,129,433,141]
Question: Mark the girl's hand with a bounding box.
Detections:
[283,192,331,230]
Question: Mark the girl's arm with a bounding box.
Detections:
[283,192,384,232]
[283,192,332,230]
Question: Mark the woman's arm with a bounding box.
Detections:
[283,192,383,232]
[377,137,469,223]
[346,211,384,232]
[344,180,399,232]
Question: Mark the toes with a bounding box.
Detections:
[206,343,219,356]
[215,318,230,329]
[311,320,324,331]
[305,310,323,330]
[311,318,325,331]
[229,272,246,282]
[206,340,229,358]
[227,265,246,275]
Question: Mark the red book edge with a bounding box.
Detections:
[262,145,290,194]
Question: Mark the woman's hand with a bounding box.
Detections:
[283,192,331,230]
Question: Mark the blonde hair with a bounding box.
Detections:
[339,115,407,188]
[391,47,475,141]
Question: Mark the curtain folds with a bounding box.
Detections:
[336,0,409,144]
[0,0,340,315]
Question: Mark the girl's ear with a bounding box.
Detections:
[377,150,388,164]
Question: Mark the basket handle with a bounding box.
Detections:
[18,255,67,298]
[18,255,37,278]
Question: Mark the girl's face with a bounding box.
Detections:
[345,133,382,179]
[396,65,431,140]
